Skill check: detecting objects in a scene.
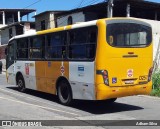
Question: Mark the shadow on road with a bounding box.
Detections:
[71,100,143,114]
[7,86,144,114]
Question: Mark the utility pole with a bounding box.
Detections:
[126,4,131,17]
[107,0,114,18]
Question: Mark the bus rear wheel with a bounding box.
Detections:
[17,75,26,92]
[57,80,72,106]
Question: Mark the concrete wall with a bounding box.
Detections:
[50,13,56,29]
[35,11,96,29]
[35,13,49,31]
[35,12,56,31]
[1,29,9,45]
[57,12,85,27]
[85,12,98,21]
[0,26,16,45]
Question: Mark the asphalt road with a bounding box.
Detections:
[0,73,160,129]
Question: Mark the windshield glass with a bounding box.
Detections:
[106,23,152,47]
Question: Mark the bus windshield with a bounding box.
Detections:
[106,23,152,47]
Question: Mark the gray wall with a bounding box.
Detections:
[35,12,56,31]
[0,26,16,45]
[57,12,85,27]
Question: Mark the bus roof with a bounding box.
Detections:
[9,19,98,42]
[37,20,98,35]
[9,31,37,42]
[9,17,151,42]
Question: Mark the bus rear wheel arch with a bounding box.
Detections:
[16,73,26,92]
[56,78,72,106]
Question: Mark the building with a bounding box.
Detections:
[33,11,65,31]
[0,21,35,45]
[56,0,160,27]
[33,0,160,30]
[0,9,36,45]
[0,9,36,70]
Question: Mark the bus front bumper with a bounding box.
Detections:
[96,82,152,100]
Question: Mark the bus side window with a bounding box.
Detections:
[46,32,66,59]
[68,26,97,60]
[69,28,88,59]
[46,35,51,58]
[29,36,45,59]
[87,28,97,58]
[17,38,28,59]
[68,31,74,58]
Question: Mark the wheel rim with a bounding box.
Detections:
[60,83,69,101]
[18,79,23,89]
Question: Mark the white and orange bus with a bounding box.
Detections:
[6,17,153,105]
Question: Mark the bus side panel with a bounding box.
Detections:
[14,61,37,90]
[35,61,69,94]
[35,61,46,93]
[7,63,16,85]
[69,62,95,100]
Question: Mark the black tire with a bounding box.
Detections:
[57,80,72,106]
[17,75,26,92]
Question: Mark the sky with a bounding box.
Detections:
[0,0,160,20]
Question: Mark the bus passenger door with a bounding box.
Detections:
[6,42,16,85]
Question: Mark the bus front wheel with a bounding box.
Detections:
[57,80,72,106]
[17,75,26,92]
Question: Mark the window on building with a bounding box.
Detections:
[68,16,73,25]
[68,26,97,60]
[46,32,66,59]
[41,20,46,30]
[17,38,28,59]
[29,36,45,59]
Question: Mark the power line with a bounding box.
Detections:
[80,0,103,7]
[77,0,86,8]
[72,0,91,9]
[23,0,42,9]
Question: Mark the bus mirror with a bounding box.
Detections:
[109,36,113,45]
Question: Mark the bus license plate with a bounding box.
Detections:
[125,80,134,84]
